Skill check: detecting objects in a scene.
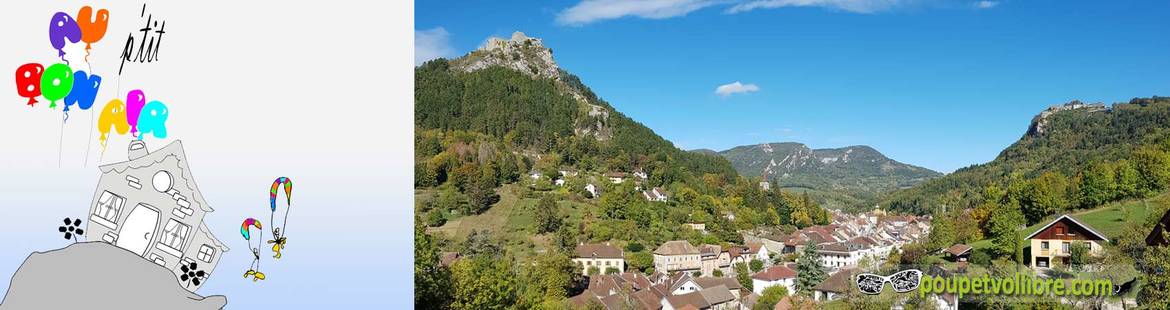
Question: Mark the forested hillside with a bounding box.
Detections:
[881,97,1170,223]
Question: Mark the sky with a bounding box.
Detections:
[416,0,1170,173]
[2,1,412,308]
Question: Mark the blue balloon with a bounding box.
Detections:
[136,100,168,140]
[64,70,102,112]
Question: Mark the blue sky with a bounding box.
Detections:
[416,0,1170,173]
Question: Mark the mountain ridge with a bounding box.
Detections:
[708,142,942,209]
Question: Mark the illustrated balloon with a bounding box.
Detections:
[39,63,74,109]
[241,218,262,240]
[136,100,168,140]
[48,12,82,59]
[125,90,146,137]
[64,71,101,114]
[97,99,130,148]
[76,6,110,50]
[14,63,44,106]
[270,177,293,212]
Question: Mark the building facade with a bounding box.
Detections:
[85,140,229,292]
[1026,215,1108,268]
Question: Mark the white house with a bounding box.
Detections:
[817,241,868,269]
[573,243,625,275]
[751,265,797,295]
[584,183,598,198]
[554,179,566,187]
[642,187,668,202]
[85,140,229,292]
[605,172,626,184]
[654,240,701,273]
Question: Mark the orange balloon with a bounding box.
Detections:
[77,6,110,49]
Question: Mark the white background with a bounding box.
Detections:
[0,1,414,307]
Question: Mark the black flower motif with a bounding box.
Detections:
[180,262,207,286]
[58,218,83,240]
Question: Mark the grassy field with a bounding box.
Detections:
[970,192,1169,252]
[421,183,599,261]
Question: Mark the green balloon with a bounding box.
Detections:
[40,63,74,109]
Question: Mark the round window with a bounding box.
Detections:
[153,171,173,192]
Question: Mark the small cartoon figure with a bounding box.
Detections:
[267,227,286,259]
[243,247,265,281]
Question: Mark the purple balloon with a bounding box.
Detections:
[126,90,147,137]
[49,12,82,58]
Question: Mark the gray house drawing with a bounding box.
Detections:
[85,140,229,292]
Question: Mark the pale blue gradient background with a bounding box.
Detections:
[1,1,412,308]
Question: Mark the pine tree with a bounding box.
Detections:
[796,240,827,294]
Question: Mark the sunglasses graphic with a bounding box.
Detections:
[856,269,922,295]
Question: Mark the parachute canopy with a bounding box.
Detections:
[269,177,292,211]
[240,218,262,240]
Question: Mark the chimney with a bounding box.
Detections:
[128,140,149,160]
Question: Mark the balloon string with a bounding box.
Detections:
[84,109,95,167]
[58,114,65,168]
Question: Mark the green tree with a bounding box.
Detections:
[450,258,516,310]
[1068,241,1090,271]
[517,252,579,309]
[625,251,653,273]
[1078,162,1116,208]
[749,259,764,273]
[1138,243,1170,308]
[425,209,447,227]
[734,262,754,292]
[796,241,827,294]
[988,207,1026,263]
[415,220,451,309]
[754,285,790,310]
[553,223,579,254]
[1114,159,1140,199]
[533,195,562,234]
[1022,171,1069,225]
[1133,147,1170,195]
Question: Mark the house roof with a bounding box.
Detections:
[668,274,696,292]
[813,269,853,294]
[751,265,797,281]
[631,289,662,310]
[665,290,710,309]
[945,244,972,257]
[99,140,214,213]
[1146,208,1170,246]
[773,295,793,310]
[654,240,699,255]
[1023,215,1110,241]
[577,243,623,259]
[698,244,721,257]
[567,290,602,308]
[698,285,736,305]
[694,277,742,291]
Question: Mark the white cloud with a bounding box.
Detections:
[726,0,909,14]
[415,27,455,66]
[975,1,998,9]
[715,81,760,96]
[556,0,722,26]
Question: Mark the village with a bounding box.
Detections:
[424,165,1140,310]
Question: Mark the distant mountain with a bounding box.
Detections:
[709,142,942,208]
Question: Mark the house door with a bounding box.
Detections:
[116,204,159,256]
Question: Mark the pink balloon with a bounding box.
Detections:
[125,90,146,137]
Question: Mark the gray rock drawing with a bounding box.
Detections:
[0,242,227,310]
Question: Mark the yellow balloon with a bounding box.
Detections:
[97,99,130,147]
